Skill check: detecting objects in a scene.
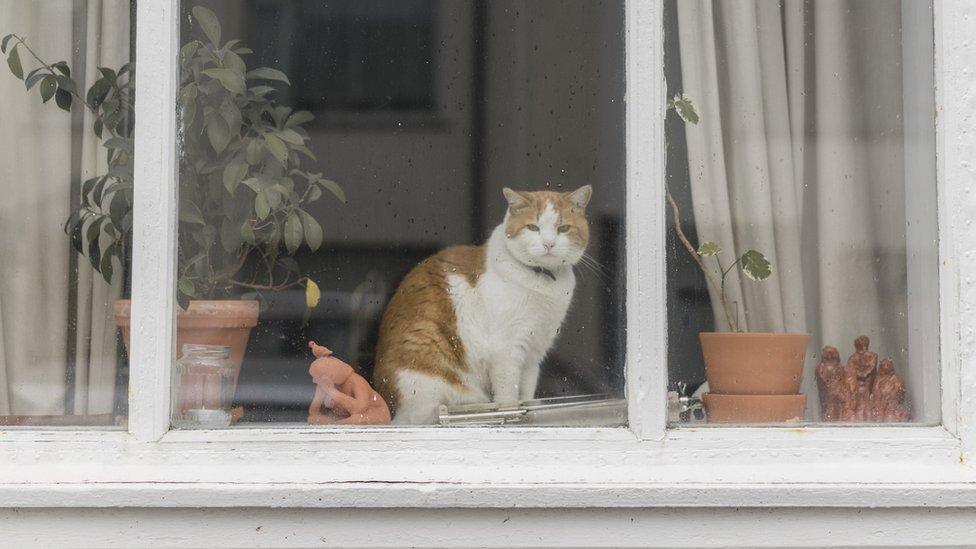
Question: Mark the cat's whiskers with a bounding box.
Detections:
[574,252,610,284]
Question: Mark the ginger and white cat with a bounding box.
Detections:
[373,185,592,424]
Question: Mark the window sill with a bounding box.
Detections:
[1,425,972,509]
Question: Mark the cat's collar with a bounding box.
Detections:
[529,265,557,281]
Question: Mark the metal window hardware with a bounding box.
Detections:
[439,394,627,427]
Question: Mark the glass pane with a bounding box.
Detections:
[0,0,134,427]
[665,0,939,425]
[172,1,626,428]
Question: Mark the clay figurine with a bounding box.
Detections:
[815,335,911,422]
[307,341,391,425]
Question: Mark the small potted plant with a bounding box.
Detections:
[2,6,343,391]
[667,93,808,423]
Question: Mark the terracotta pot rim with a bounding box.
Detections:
[703,392,806,400]
[113,299,260,327]
[114,298,259,310]
[699,331,810,337]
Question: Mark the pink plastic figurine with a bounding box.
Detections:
[307,341,391,425]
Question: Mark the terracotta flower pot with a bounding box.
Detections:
[113,299,259,388]
[700,332,809,395]
[702,393,806,424]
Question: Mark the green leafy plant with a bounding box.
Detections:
[3,31,134,286]
[666,92,771,332]
[3,6,342,310]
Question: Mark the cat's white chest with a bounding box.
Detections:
[448,267,575,393]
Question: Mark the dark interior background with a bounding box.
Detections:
[178,0,627,422]
[663,0,714,396]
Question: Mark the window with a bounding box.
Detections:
[172,0,626,428]
[1,0,975,533]
[0,0,133,427]
[664,0,940,426]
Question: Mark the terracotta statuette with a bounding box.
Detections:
[815,335,910,422]
[307,341,391,425]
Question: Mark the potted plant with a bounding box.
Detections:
[667,93,808,423]
[2,6,343,391]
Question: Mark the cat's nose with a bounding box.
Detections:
[543,241,555,252]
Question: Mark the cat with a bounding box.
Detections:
[372,185,592,424]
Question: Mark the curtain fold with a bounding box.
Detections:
[0,0,128,416]
[677,0,909,417]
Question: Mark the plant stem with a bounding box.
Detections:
[12,35,101,114]
[717,257,741,332]
[666,189,737,331]
[228,279,300,292]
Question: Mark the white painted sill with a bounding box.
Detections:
[1,424,973,509]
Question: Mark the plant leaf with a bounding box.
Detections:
[70,217,85,253]
[245,138,263,165]
[55,88,72,111]
[318,179,346,203]
[1,34,13,54]
[88,233,102,272]
[697,241,721,257]
[305,279,321,309]
[52,61,70,77]
[54,75,76,94]
[206,115,231,154]
[104,137,133,153]
[179,200,206,225]
[99,242,115,285]
[85,218,105,271]
[7,45,23,79]
[85,217,104,251]
[249,85,276,96]
[219,217,244,253]
[277,128,304,145]
[263,133,288,162]
[178,276,197,298]
[740,250,772,281]
[241,177,264,193]
[254,192,270,219]
[307,184,322,202]
[176,289,190,312]
[39,75,57,103]
[240,221,256,245]
[222,158,248,194]
[192,6,222,46]
[285,110,314,128]
[180,41,202,66]
[669,93,699,125]
[223,50,247,75]
[293,145,317,161]
[202,68,245,94]
[298,210,323,251]
[86,77,111,107]
[24,71,46,90]
[284,212,302,254]
[245,67,290,85]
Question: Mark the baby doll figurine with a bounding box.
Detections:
[307,341,391,425]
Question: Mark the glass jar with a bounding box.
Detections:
[171,344,234,429]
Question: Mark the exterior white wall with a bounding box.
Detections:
[6,507,976,548]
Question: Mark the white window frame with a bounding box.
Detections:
[1,0,975,511]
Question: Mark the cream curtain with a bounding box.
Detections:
[677,0,919,417]
[0,0,128,416]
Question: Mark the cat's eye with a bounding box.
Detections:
[526,224,540,232]
[558,225,571,233]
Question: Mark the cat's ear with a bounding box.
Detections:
[503,187,529,213]
[567,185,592,209]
